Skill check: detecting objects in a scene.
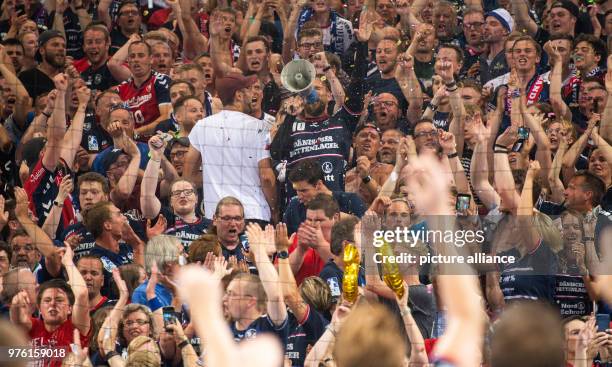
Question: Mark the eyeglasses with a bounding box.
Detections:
[171,189,195,198]
[375,100,398,107]
[125,319,149,327]
[386,213,410,219]
[13,245,34,252]
[219,215,244,223]
[120,10,140,16]
[170,150,187,159]
[414,130,438,138]
[463,22,484,29]
[299,42,322,49]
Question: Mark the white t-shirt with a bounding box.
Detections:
[189,110,272,221]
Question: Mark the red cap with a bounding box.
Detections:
[216,73,258,105]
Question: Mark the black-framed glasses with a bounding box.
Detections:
[414,130,438,138]
[171,189,195,198]
[463,22,484,29]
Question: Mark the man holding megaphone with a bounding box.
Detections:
[270,59,359,205]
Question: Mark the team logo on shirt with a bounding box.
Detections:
[88,136,99,151]
[101,257,117,272]
[94,74,102,85]
[322,162,333,174]
[244,329,257,339]
[328,277,341,297]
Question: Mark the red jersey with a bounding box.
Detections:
[115,71,171,130]
[288,235,325,285]
[24,156,77,237]
[73,57,90,73]
[29,317,90,367]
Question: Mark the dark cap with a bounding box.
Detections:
[101,149,126,173]
[38,29,65,48]
[36,30,65,62]
[216,73,258,106]
[354,121,381,136]
[550,0,580,18]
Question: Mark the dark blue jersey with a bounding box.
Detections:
[159,206,212,251]
[319,259,365,301]
[498,241,558,304]
[554,274,592,316]
[59,222,96,261]
[91,143,150,174]
[81,62,118,94]
[283,192,366,235]
[82,113,112,154]
[433,111,452,131]
[231,314,289,345]
[89,243,134,298]
[270,109,356,203]
[286,306,329,367]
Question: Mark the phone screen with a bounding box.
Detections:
[162,307,176,328]
[15,4,26,16]
[596,314,610,332]
[456,194,471,214]
[518,127,530,140]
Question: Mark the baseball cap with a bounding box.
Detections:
[101,149,126,173]
[354,121,381,136]
[216,73,258,106]
[485,8,514,33]
[35,29,65,62]
[550,0,580,18]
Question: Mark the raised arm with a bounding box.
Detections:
[546,42,572,121]
[41,176,73,239]
[518,161,542,253]
[395,52,424,126]
[14,187,63,277]
[562,115,599,183]
[178,266,283,367]
[281,1,304,64]
[97,0,113,29]
[59,85,89,169]
[379,137,415,198]
[43,74,69,172]
[177,0,208,60]
[107,34,139,83]
[62,245,91,336]
[511,0,538,37]
[494,127,521,213]
[10,290,33,332]
[109,133,141,203]
[52,0,67,38]
[182,146,202,189]
[602,63,612,142]
[471,121,500,210]
[98,270,129,363]
[547,138,568,204]
[396,282,429,366]
[276,223,308,321]
[258,157,278,223]
[140,136,164,219]
[246,224,287,326]
[519,96,552,184]
[209,13,234,78]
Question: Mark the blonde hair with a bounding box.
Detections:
[334,303,406,367]
[299,276,332,312]
[534,211,563,253]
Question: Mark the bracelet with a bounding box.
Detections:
[494,144,508,150]
[42,111,51,118]
[149,157,161,163]
[322,65,332,73]
[105,351,119,360]
[446,85,458,92]
[494,149,508,154]
[399,306,411,317]
[447,152,458,159]
[147,297,163,312]
[53,200,64,208]
[445,81,457,89]
[326,324,337,336]
[178,339,190,349]
[428,102,439,111]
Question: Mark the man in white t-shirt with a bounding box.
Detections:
[184,73,278,224]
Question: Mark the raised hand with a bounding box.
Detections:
[275,223,290,252]
[112,267,129,300]
[495,125,519,148]
[146,215,167,239]
[437,130,456,154]
[57,176,74,203]
[14,187,30,219]
[355,156,371,179]
[212,256,231,279]
[437,61,454,83]
[76,85,91,106]
[0,195,8,230]
[53,73,68,92]
[368,196,391,216]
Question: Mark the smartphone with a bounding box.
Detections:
[596,314,611,332]
[15,4,26,16]
[511,140,524,152]
[518,126,530,140]
[240,233,250,252]
[162,307,178,330]
[456,194,471,214]
[593,99,600,114]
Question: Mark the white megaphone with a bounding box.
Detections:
[280,59,319,104]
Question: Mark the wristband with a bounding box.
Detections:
[178,339,190,349]
[445,81,457,89]
[494,144,508,150]
[105,351,119,360]
[428,102,439,111]
[147,297,163,312]
[399,306,411,317]
[42,111,51,118]
[494,149,508,154]
[322,65,332,72]
[447,152,458,159]
[53,200,64,208]
[362,175,372,184]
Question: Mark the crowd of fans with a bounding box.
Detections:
[0,0,611,366]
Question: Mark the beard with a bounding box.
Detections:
[44,52,65,68]
[304,100,325,116]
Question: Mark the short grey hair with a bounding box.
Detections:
[144,235,181,274]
